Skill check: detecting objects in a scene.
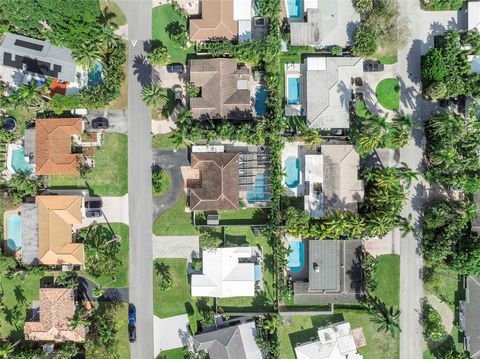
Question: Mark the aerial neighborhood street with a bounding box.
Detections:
[1,0,480,358]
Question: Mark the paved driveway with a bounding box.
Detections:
[153,314,191,356]
[81,195,129,226]
[152,236,199,260]
[86,110,128,134]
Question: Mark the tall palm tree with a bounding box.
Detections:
[69,307,90,330]
[371,306,400,335]
[141,84,169,109]
[11,80,44,108]
[260,315,281,335]
[72,41,104,70]
[302,128,324,149]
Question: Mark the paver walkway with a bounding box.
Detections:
[153,314,192,356]
[152,235,199,260]
[426,294,454,335]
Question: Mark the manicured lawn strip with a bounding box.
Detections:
[159,347,185,359]
[152,5,195,64]
[219,208,269,225]
[217,227,275,311]
[424,268,461,312]
[152,133,184,149]
[99,0,127,27]
[48,133,128,196]
[278,310,399,359]
[82,223,129,288]
[355,100,370,119]
[153,259,214,326]
[0,256,43,339]
[153,192,199,235]
[371,254,400,308]
[375,78,400,110]
[374,54,398,64]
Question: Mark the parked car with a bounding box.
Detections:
[92,117,109,129]
[129,304,136,343]
[166,63,184,73]
[71,109,88,116]
[86,210,102,218]
[85,199,102,209]
[173,85,183,108]
[363,60,384,72]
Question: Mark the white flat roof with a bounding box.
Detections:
[468,1,480,30]
[234,0,252,20]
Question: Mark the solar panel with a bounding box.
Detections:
[14,39,44,52]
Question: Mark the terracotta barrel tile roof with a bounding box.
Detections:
[35,118,83,175]
[189,0,237,41]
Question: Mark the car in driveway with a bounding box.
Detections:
[86,210,102,218]
[85,198,102,209]
[129,304,136,343]
[91,117,109,129]
[363,60,384,72]
[166,63,184,73]
[173,85,183,108]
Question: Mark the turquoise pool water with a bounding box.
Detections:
[11,148,33,174]
[284,156,300,188]
[88,62,104,87]
[286,0,303,18]
[6,214,22,251]
[288,239,305,272]
[287,77,301,105]
[246,174,270,203]
[255,86,267,116]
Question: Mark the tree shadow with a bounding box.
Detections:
[14,285,27,305]
[133,53,157,87]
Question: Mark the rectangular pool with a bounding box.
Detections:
[287,77,301,105]
[286,0,303,18]
[254,86,267,116]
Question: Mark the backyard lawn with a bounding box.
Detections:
[371,254,400,308]
[49,133,128,196]
[152,5,195,64]
[82,223,129,288]
[375,78,400,110]
[153,259,214,328]
[153,192,198,235]
[217,227,275,312]
[278,310,399,359]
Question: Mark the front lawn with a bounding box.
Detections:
[152,133,185,150]
[153,192,199,236]
[82,223,129,288]
[158,347,185,359]
[278,310,399,359]
[99,0,127,27]
[375,78,400,110]
[217,227,275,312]
[153,259,214,329]
[371,254,400,308]
[152,5,195,64]
[49,133,128,196]
[424,267,461,312]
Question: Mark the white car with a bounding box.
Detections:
[71,108,88,116]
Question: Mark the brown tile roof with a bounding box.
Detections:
[24,288,86,342]
[37,195,84,266]
[188,152,240,211]
[189,58,251,120]
[35,118,83,175]
[189,0,237,41]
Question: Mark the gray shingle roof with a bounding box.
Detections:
[464,276,480,358]
[0,33,76,82]
[193,325,247,359]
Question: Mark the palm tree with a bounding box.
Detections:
[92,286,105,299]
[10,80,44,108]
[0,342,14,359]
[397,163,418,187]
[72,41,104,70]
[141,84,169,109]
[371,306,400,335]
[366,213,394,237]
[69,307,90,330]
[302,128,324,149]
[260,315,281,334]
[99,321,117,345]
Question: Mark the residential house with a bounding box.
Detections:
[459,276,480,358]
[293,240,363,304]
[289,0,360,48]
[24,287,86,342]
[189,58,252,120]
[193,319,262,359]
[189,0,253,42]
[304,56,362,129]
[294,321,365,359]
[35,117,101,176]
[0,33,77,85]
[21,195,85,267]
[191,247,261,298]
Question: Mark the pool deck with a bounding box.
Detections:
[3,206,22,258]
[284,63,305,116]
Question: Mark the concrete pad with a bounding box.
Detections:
[363,228,400,257]
[152,236,199,260]
[152,118,176,134]
[154,314,191,356]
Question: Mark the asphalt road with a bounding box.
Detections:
[115,1,154,358]
[396,2,462,358]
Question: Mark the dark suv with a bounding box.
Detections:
[166,63,184,73]
[363,60,384,72]
[92,117,109,129]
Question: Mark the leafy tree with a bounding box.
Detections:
[147,46,171,66]
[8,172,43,200]
[422,48,448,85]
[330,45,343,56]
[256,315,281,359]
[47,94,86,115]
[302,128,324,148]
[355,0,373,17]
[72,41,103,70]
[421,298,446,341]
[141,84,169,109]
[353,25,378,56]
[199,229,222,250]
[69,307,90,330]
[185,83,200,97]
[92,287,105,298]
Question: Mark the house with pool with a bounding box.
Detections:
[282,142,364,217]
[3,194,87,268]
[182,144,271,212]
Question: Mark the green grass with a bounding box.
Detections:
[375,78,400,111]
[195,208,269,226]
[371,254,400,308]
[99,0,127,27]
[217,227,275,312]
[152,133,184,149]
[158,347,185,359]
[48,133,128,196]
[424,268,461,313]
[6,108,35,137]
[423,324,465,359]
[278,310,399,359]
[153,259,214,327]
[374,54,398,65]
[113,302,130,359]
[153,192,199,236]
[81,223,129,288]
[152,5,195,64]
[0,256,43,339]
[354,100,370,119]
[153,170,171,196]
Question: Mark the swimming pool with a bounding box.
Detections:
[284,156,300,188]
[88,62,104,87]
[6,213,22,251]
[255,86,267,116]
[287,77,301,105]
[11,148,33,174]
[246,174,270,203]
[286,0,303,18]
[288,239,305,272]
